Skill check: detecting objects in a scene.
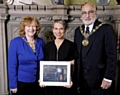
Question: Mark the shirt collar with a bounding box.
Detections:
[85,23,94,33]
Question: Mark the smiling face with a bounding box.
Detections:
[81,3,97,26]
[19,16,41,37]
[25,21,37,38]
[53,22,66,40]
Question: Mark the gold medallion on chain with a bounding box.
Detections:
[82,39,89,46]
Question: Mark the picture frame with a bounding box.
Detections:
[39,61,71,86]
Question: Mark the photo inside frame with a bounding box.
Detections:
[39,61,71,86]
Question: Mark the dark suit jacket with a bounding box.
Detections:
[74,19,117,87]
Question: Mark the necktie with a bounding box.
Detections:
[86,26,90,34]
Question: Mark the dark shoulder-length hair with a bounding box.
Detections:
[19,16,41,37]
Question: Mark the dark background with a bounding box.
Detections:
[117,0,120,4]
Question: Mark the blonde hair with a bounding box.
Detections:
[19,16,41,37]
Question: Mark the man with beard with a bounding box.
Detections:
[74,2,117,95]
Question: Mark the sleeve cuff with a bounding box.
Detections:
[103,78,112,82]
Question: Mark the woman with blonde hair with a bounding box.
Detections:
[8,16,45,95]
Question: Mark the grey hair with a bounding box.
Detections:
[82,2,97,11]
[53,19,67,30]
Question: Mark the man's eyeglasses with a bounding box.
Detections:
[82,10,95,15]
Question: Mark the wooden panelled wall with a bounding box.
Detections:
[0,4,120,95]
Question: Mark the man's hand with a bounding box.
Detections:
[101,79,112,89]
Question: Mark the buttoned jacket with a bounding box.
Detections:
[8,36,45,89]
[74,19,117,87]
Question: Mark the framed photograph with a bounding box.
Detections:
[39,61,71,86]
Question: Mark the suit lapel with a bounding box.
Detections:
[35,39,40,56]
[79,25,84,53]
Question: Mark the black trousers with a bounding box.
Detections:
[11,81,43,95]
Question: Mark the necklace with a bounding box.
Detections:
[80,22,104,46]
[27,41,36,53]
[22,36,36,53]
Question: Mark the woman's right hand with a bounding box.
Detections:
[38,80,46,87]
[10,88,17,93]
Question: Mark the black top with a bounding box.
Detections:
[45,39,78,61]
[43,39,78,95]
